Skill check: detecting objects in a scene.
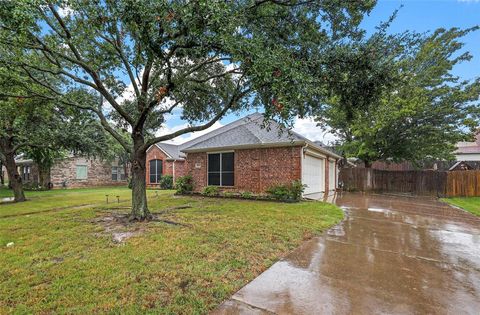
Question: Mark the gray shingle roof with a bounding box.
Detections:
[155,142,185,160]
[180,113,308,152]
[153,113,340,159]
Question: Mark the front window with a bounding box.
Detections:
[149,159,163,184]
[76,165,88,180]
[208,152,234,186]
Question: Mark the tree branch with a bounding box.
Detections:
[45,4,135,126]
[141,88,251,151]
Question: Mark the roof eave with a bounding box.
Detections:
[181,141,306,153]
[304,140,342,159]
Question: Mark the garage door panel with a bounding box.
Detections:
[329,160,336,191]
[302,154,325,195]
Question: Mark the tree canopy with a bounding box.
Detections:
[315,25,480,166]
[0,0,376,219]
[0,66,111,200]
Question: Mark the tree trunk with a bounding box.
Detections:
[129,136,151,221]
[0,161,4,186]
[4,153,26,202]
[38,166,51,189]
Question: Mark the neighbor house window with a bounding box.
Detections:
[112,166,126,181]
[149,159,163,184]
[22,166,30,181]
[76,165,88,180]
[208,152,234,186]
[111,166,118,181]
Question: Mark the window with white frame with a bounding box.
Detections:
[112,166,126,181]
[111,166,118,181]
[76,165,88,180]
[22,165,30,181]
[208,152,234,186]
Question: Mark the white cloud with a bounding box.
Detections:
[155,121,224,145]
[293,117,337,145]
[57,5,73,17]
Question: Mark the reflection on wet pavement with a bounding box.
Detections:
[213,193,480,315]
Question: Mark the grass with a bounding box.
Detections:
[442,197,480,217]
[0,186,133,217]
[0,187,343,314]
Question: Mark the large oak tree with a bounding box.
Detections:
[0,0,375,219]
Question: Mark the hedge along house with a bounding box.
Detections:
[148,113,341,198]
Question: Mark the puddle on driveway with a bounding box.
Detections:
[214,192,480,315]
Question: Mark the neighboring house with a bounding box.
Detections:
[147,113,341,198]
[15,156,127,188]
[455,133,480,162]
[343,133,480,171]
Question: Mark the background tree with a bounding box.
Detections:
[0,66,111,200]
[0,0,375,220]
[0,160,4,186]
[315,26,480,167]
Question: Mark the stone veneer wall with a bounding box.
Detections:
[185,146,303,193]
[50,157,125,188]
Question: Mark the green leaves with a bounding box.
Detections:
[317,25,480,165]
[0,0,375,143]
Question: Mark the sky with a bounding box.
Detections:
[159,0,480,145]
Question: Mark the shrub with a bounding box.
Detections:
[159,175,174,190]
[175,175,193,194]
[223,191,235,198]
[266,180,305,201]
[241,191,253,199]
[202,186,219,196]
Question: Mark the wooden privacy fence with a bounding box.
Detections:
[339,168,480,197]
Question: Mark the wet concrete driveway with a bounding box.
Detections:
[214,193,480,314]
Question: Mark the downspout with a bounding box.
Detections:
[301,143,308,197]
[172,160,176,184]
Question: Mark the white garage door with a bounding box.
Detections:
[328,160,336,191]
[302,154,325,195]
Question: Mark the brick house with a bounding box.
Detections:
[147,113,340,198]
[15,156,127,189]
[146,143,186,187]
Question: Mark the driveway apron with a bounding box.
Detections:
[213,193,480,314]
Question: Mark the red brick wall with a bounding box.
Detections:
[146,146,185,186]
[174,161,186,179]
[185,146,303,193]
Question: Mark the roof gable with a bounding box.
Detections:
[180,113,306,152]
[150,113,341,160]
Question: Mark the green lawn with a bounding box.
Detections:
[442,197,480,217]
[0,187,343,314]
